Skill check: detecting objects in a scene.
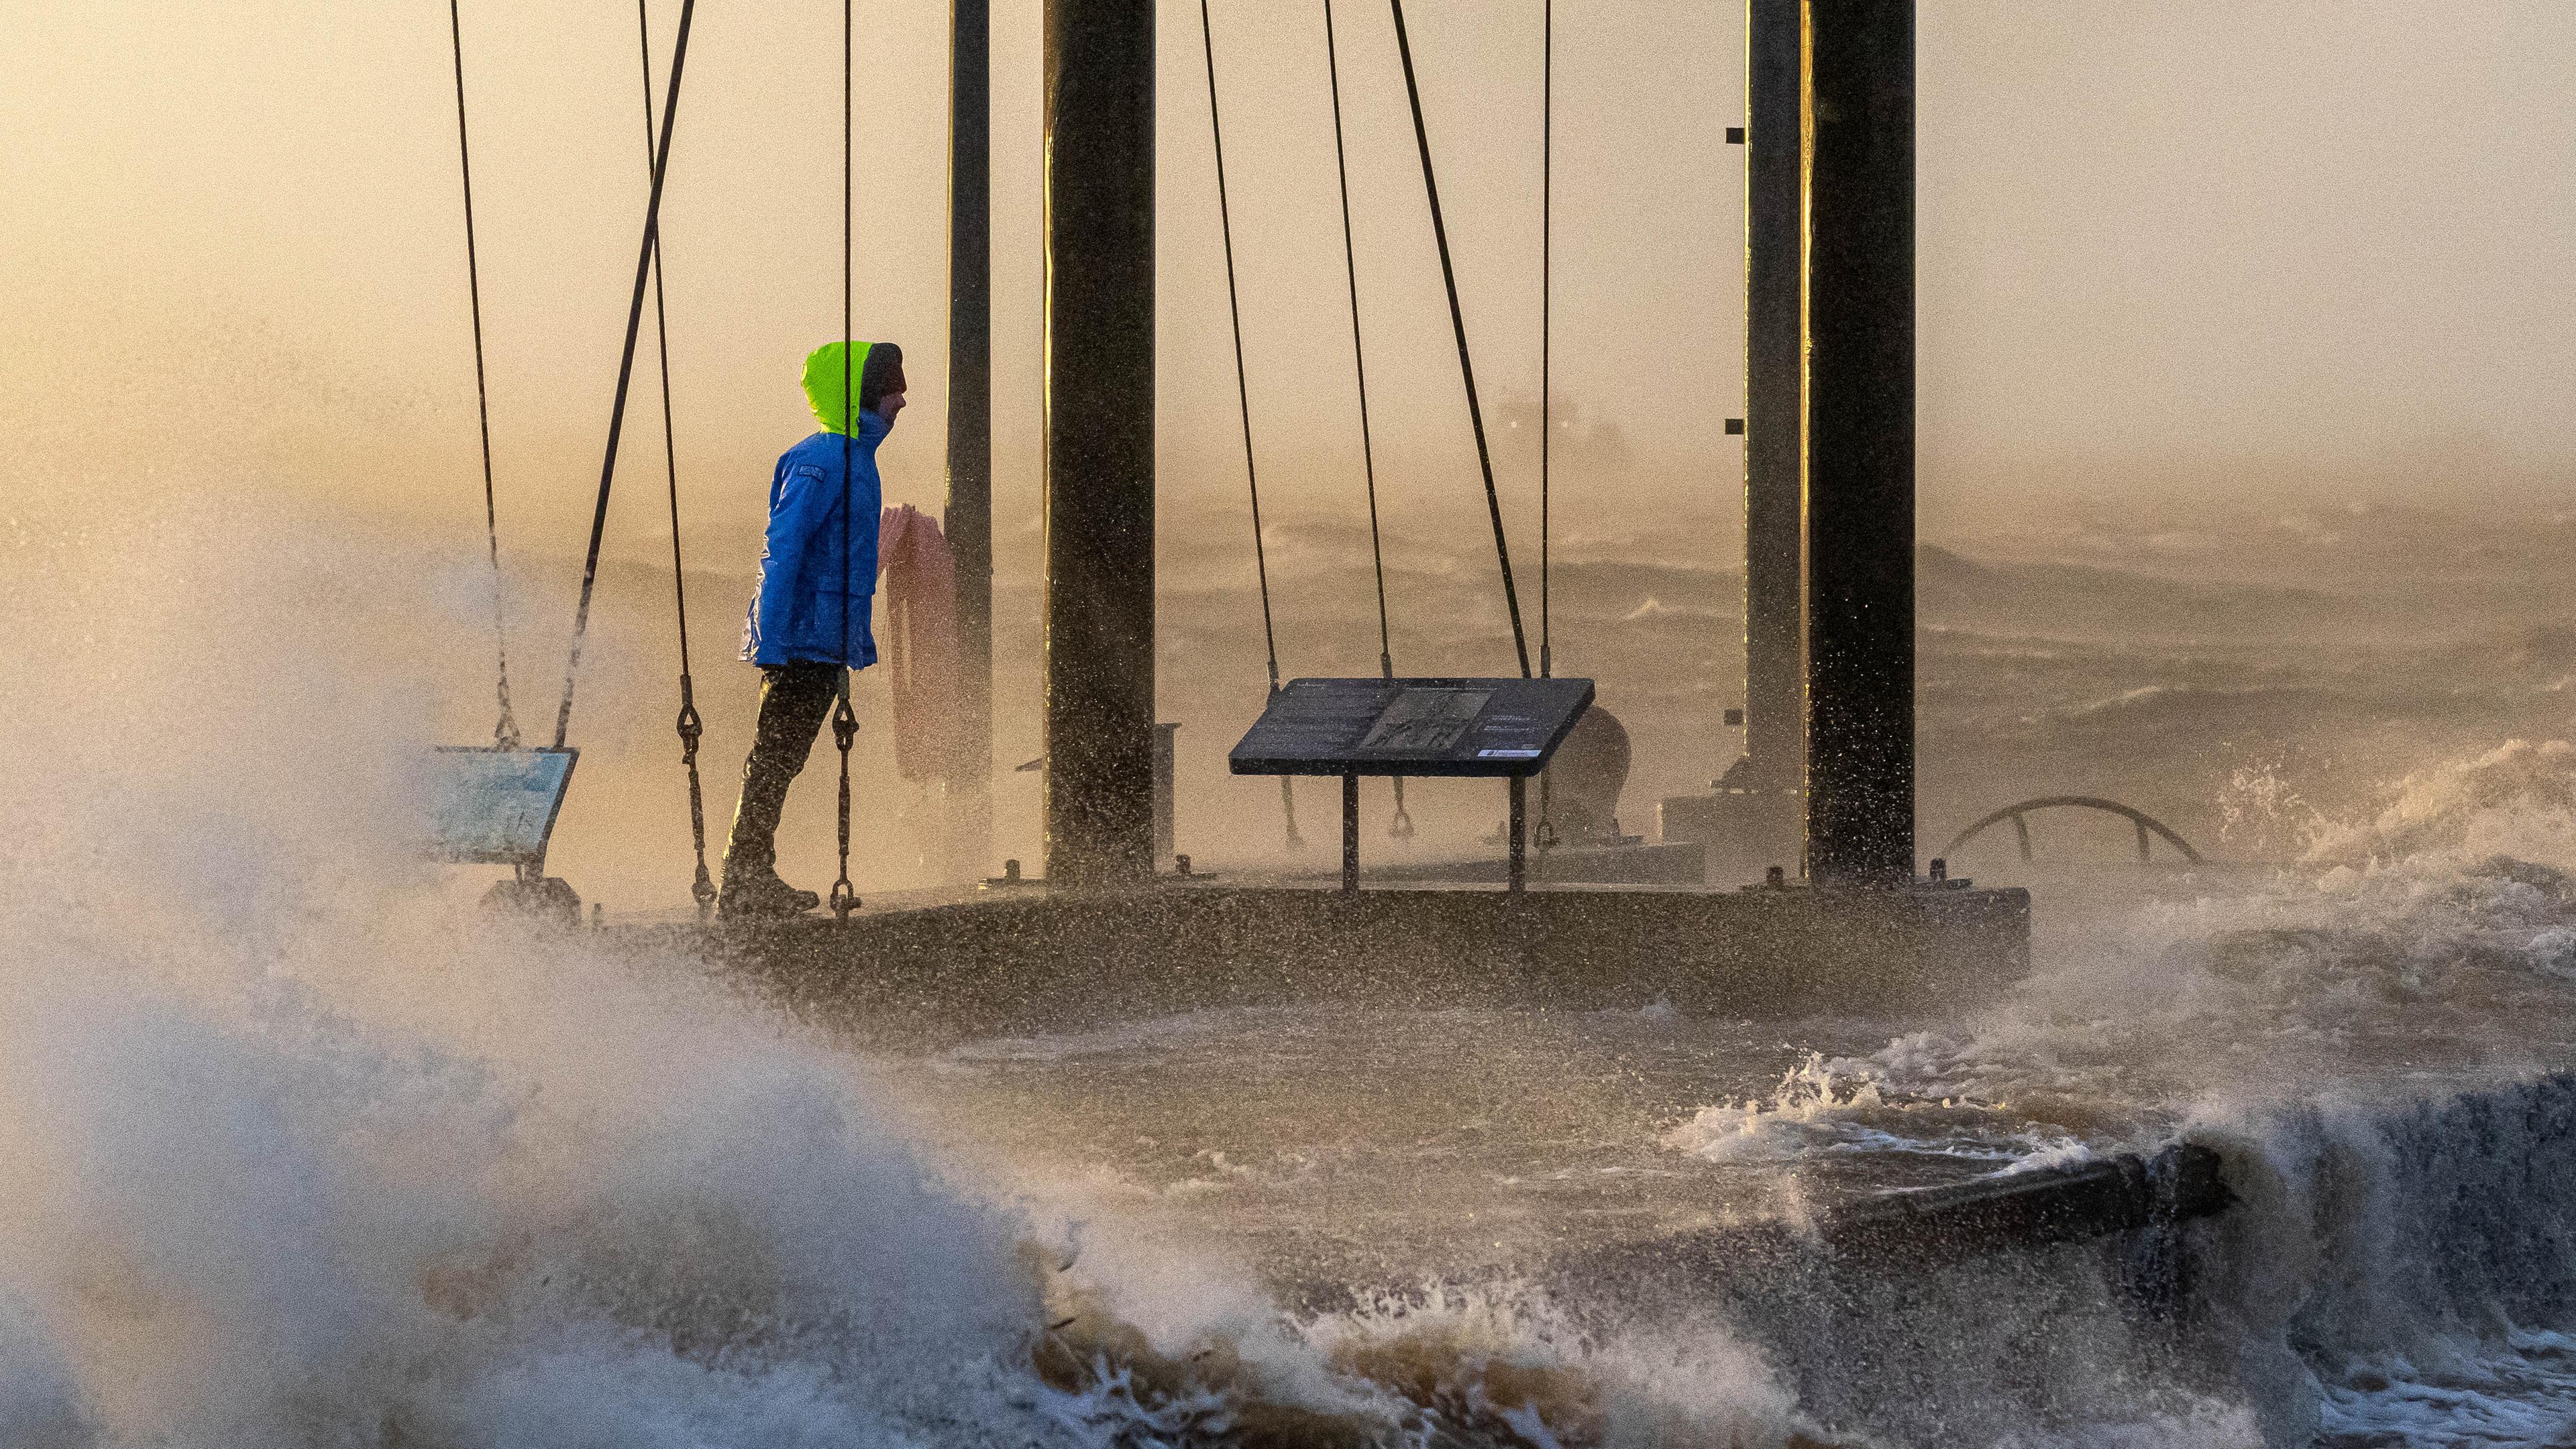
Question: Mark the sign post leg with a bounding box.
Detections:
[1342,772,1361,896]
[1508,775,1528,894]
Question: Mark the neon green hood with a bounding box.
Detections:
[802,339,895,436]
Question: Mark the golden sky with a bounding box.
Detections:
[7,0,2574,573]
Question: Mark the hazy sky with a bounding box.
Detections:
[7,1,2575,573]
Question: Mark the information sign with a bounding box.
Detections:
[1229,677,1595,778]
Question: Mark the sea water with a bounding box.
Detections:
[15,500,2576,1444]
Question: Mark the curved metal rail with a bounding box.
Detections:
[1941,796,2204,865]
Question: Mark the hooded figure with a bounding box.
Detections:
[740,339,906,668]
[719,340,906,918]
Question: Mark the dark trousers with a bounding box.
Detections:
[721,662,842,881]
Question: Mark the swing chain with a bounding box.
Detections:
[676,678,715,916]
[1389,0,1532,680]
[1389,777,1415,840]
[1538,0,1554,682]
[448,0,521,754]
[640,0,712,916]
[829,676,860,922]
[1202,1,1303,851]
[825,0,863,926]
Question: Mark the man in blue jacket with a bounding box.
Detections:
[717,339,904,918]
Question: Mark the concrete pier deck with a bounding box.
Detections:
[639,879,2031,1046]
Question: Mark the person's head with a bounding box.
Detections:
[800,340,907,435]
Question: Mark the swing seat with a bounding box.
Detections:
[421,746,578,866]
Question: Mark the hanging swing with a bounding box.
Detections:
[1227,0,1617,900]
[1226,0,1607,900]
[421,0,577,916]
[1203,0,1540,849]
[423,0,703,919]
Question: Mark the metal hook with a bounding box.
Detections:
[830,682,859,922]
[674,698,704,759]
[676,682,714,916]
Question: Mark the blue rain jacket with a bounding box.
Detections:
[741,410,885,669]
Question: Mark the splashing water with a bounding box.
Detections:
[0,494,1837,1446]
[1660,1053,2092,1173]
[20,496,2576,1444]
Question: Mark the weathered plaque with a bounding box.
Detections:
[1230,678,1595,777]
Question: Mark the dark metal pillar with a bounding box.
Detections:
[945,0,994,877]
[1803,0,1915,885]
[1742,0,1804,794]
[1042,0,1157,889]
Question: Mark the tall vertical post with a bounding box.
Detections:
[1042,0,1157,889]
[1742,0,1804,794]
[1654,0,1809,877]
[945,0,994,877]
[1803,0,1915,885]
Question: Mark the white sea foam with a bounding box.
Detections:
[1660,1050,2094,1180]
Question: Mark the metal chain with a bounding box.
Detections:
[551,0,698,750]
[1537,0,1558,848]
[1202,0,1301,851]
[678,680,714,910]
[832,680,859,918]
[1540,0,1554,682]
[1389,0,1531,680]
[1324,0,1392,686]
[1320,0,1410,841]
[828,0,861,922]
[635,0,715,915]
[446,0,519,751]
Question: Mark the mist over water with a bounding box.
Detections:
[15,480,2576,1446]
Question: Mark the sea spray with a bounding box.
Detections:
[0,497,1825,1447]
[28,469,2576,1443]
